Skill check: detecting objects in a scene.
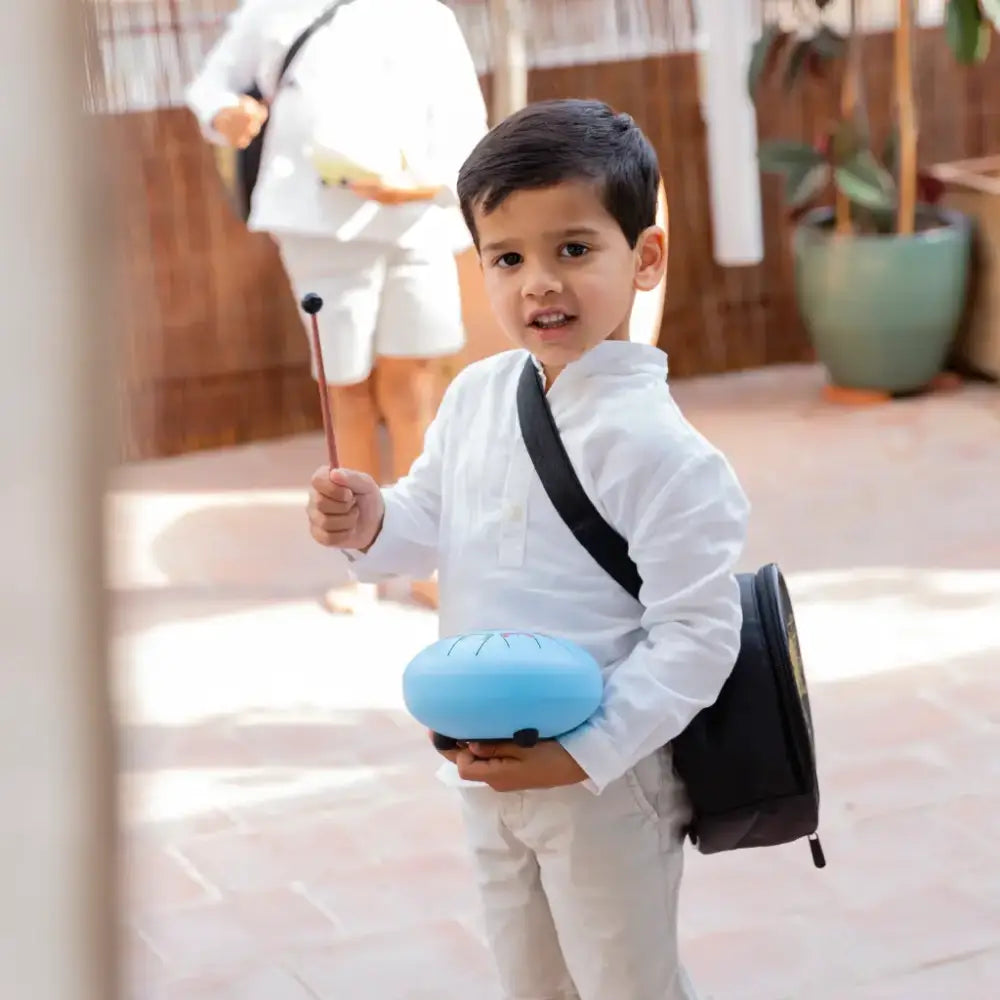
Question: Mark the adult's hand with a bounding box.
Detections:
[347,179,441,205]
[211,96,269,149]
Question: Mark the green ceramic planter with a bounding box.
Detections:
[793,207,972,393]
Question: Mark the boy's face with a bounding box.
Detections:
[474,179,666,381]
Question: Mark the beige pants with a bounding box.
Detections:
[458,749,699,1000]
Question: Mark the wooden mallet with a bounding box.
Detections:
[300,293,339,469]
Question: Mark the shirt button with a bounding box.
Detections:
[506,503,524,522]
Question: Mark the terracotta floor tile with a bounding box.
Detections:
[218,765,391,826]
[172,818,375,895]
[815,946,1000,1000]
[682,846,839,939]
[232,711,419,768]
[299,849,482,940]
[135,888,339,979]
[121,720,256,772]
[681,914,853,1000]
[811,676,971,755]
[836,885,1000,982]
[122,925,168,998]
[339,790,466,863]
[146,965,319,1000]
[940,792,1000,846]
[950,859,1000,912]
[822,750,971,822]
[935,731,1000,781]
[289,919,498,1000]
[811,806,992,910]
[122,842,219,913]
[927,665,1000,728]
[120,774,242,843]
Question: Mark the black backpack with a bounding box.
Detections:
[222,0,356,221]
[516,358,826,868]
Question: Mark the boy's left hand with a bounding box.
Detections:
[432,733,587,791]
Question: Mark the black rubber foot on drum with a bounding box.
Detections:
[432,732,460,752]
[512,728,540,748]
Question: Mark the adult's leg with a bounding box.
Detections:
[372,356,442,482]
[371,356,444,608]
[327,376,380,480]
[372,245,465,609]
[275,235,385,612]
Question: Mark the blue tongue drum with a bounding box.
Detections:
[403,631,604,751]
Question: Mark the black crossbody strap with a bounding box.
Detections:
[515,357,643,601]
[274,0,356,95]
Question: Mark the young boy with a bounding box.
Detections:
[307,99,749,999]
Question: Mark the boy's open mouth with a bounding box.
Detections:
[529,311,576,331]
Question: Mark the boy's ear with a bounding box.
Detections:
[633,225,668,292]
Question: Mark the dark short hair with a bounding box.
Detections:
[457,98,660,249]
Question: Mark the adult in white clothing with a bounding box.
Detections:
[186,0,488,610]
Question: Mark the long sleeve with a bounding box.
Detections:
[558,447,750,794]
[403,8,488,196]
[184,0,269,141]
[347,368,466,582]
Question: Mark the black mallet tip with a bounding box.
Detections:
[301,293,324,315]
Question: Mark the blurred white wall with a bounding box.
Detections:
[0,0,117,998]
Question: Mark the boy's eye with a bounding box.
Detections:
[560,243,590,258]
[494,252,522,268]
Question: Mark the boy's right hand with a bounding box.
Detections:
[211,96,268,149]
[307,467,384,552]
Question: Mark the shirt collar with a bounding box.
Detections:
[530,340,669,387]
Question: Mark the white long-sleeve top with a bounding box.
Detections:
[184,0,487,250]
[350,342,751,793]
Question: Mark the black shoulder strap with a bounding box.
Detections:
[516,357,643,601]
[274,0,356,94]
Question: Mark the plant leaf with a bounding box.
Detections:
[982,0,1000,30]
[830,118,866,166]
[976,22,993,60]
[747,24,783,97]
[787,163,831,209]
[758,140,826,176]
[946,0,986,64]
[834,150,897,210]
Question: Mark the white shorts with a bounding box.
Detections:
[458,749,699,1000]
[276,236,466,386]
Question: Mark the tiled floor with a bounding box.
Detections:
[111,363,1000,999]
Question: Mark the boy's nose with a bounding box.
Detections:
[520,262,562,299]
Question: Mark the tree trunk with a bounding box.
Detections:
[896,0,918,235]
[836,0,861,234]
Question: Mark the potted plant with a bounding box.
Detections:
[749,0,1000,395]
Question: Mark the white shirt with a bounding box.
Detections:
[184,0,488,249]
[350,342,751,794]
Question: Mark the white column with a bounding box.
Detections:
[0,0,117,998]
[488,0,529,123]
[696,0,765,266]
